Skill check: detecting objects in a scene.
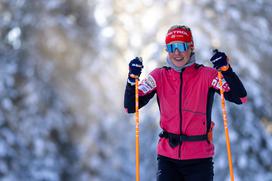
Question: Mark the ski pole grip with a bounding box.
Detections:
[213,49,219,55]
[129,57,143,79]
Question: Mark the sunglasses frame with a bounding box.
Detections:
[166,42,189,53]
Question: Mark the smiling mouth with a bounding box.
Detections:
[174,57,184,61]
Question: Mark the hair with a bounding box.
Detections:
[167,25,192,33]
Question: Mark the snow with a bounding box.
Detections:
[7,27,21,49]
[0,0,272,180]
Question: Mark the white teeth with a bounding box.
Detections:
[175,57,183,61]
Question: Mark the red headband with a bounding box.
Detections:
[165,27,194,49]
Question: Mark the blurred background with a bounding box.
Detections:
[0,0,272,180]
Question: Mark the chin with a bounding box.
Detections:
[175,62,187,67]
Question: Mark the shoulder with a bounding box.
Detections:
[147,66,175,83]
[148,68,160,77]
[152,66,171,72]
[197,64,217,74]
[149,66,170,75]
[192,64,218,83]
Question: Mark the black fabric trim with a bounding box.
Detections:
[161,66,171,70]
[156,95,161,112]
[178,70,184,157]
[206,88,215,132]
[194,63,204,69]
[159,130,208,148]
[124,83,156,113]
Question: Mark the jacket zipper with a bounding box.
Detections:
[178,70,183,159]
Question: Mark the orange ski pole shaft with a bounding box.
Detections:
[218,71,234,181]
[135,78,140,181]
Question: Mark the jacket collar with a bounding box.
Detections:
[166,53,196,72]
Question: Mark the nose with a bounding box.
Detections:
[174,48,180,54]
[174,48,185,55]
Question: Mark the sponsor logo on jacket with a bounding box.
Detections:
[139,74,156,94]
[211,77,230,92]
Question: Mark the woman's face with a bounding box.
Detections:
[167,41,192,67]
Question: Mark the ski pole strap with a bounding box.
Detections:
[159,130,208,148]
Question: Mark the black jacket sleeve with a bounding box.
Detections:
[216,66,247,104]
[124,82,156,113]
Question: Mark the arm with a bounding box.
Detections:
[124,82,156,113]
[221,67,247,104]
[210,50,247,104]
[211,67,247,104]
[124,57,157,113]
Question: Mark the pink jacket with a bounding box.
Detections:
[137,64,247,160]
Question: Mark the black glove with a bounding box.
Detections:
[210,50,228,70]
[128,57,143,85]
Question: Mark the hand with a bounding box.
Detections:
[210,50,229,70]
[128,57,143,85]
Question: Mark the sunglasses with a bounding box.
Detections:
[166,43,189,53]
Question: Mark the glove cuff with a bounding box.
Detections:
[127,77,136,86]
[219,65,230,72]
[221,65,234,76]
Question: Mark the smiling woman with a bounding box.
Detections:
[124,24,247,181]
[165,25,195,68]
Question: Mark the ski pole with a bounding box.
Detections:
[130,57,142,181]
[135,77,140,181]
[218,71,234,181]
